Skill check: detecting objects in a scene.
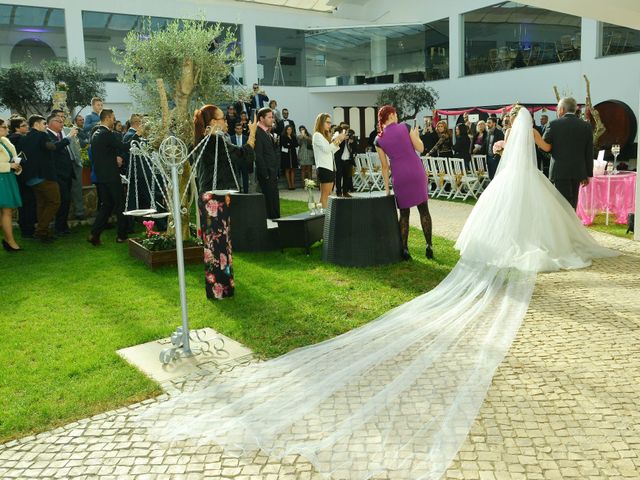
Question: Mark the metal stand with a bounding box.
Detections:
[272,48,285,86]
[156,137,224,364]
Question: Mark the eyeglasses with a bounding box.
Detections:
[20,124,27,128]
[0,125,7,129]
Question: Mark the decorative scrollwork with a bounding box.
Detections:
[159,326,226,364]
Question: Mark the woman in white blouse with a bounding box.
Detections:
[312,113,346,208]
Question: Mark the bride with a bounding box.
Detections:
[139,107,616,480]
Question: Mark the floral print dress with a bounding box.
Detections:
[199,192,234,299]
[197,136,254,300]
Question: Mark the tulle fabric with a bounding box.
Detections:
[138,108,616,479]
[455,108,617,271]
[139,261,535,479]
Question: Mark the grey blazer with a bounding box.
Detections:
[543,114,593,182]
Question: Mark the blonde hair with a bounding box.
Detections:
[314,113,332,142]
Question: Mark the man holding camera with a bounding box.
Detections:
[333,122,354,197]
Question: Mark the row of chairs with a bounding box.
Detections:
[354,153,386,192]
[352,153,491,201]
[422,155,490,200]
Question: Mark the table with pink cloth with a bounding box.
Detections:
[576,172,636,225]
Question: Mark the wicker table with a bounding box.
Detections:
[274,211,325,254]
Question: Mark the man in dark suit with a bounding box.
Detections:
[46,113,78,235]
[249,83,269,116]
[254,107,280,219]
[542,97,593,210]
[230,122,252,193]
[535,113,551,176]
[484,116,504,179]
[88,109,131,245]
[275,108,296,136]
[234,96,252,121]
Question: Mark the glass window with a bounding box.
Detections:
[601,23,640,57]
[464,2,581,76]
[256,26,305,87]
[82,12,241,82]
[0,4,66,68]
[305,21,448,88]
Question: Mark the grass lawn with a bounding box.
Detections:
[587,213,634,239]
[0,198,459,442]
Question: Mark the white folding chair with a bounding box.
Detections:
[366,155,385,191]
[434,157,453,198]
[353,154,367,192]
[471,154,490,194]
[448,158,479,200]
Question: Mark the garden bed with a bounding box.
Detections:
[128,238,204,270]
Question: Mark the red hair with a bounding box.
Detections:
[377,105,396,138]
[194,104,222,143]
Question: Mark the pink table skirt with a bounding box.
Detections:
[577,172,636,225]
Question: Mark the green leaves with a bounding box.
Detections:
[0,61,105,117]
[0,63,47,116]
[112,17,243,146]
[377,84,440,123]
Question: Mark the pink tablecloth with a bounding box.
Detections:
[577,172,636,225]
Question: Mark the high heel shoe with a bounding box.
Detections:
[425,245,434,259]
[2,239,22,252]
[401,248,412,261]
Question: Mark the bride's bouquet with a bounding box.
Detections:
[492,140,505,157]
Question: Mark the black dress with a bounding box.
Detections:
[196,134,254,299]
[280,134,298,170]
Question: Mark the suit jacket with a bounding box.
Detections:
[46,130,74,180]
[485,128,504,158]
[230,133,248,147]
[275,118,296,136]
[543,113,593,182]
[254,127,279,179]
[234,101,251,118]
[91,125,130,183]
[249,93,269,111]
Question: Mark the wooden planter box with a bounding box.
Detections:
[128,238,204,270]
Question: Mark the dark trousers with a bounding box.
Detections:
[55,176,72,232]
[554,179,580,210]
[32,180,61,238]
[17,181,37,236]
[487,154,500,180]
[257,174,280,219]
[237,163,250,194]
[92,182,127,239]
[335,158,353,195]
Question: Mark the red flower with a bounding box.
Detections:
[206,272,216,284]
[213,283,224,298]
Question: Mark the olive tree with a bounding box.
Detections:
[377,84,439,122]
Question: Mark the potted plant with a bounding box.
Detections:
[128,220,204,270]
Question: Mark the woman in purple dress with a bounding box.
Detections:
[375,105,433,260]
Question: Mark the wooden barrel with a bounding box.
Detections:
[593,100,637,149]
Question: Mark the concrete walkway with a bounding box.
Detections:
[1,193,639,479]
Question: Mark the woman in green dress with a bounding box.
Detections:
[0,118,23,251]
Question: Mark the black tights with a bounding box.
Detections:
[399,201,432,250]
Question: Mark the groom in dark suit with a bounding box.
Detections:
[542,97,593,210]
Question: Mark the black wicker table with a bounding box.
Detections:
[228,192,279,251]
[322,194,402,266]
[274,211,325,254]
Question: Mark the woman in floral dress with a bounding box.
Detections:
[194,105,257,299]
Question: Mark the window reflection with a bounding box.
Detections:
[82,12,241,82]
[304,20,448,87]
[601,23,640,56]
[0,4,66,67]
[464,2,581,76]
[256,27,305,87]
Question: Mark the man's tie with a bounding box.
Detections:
[58,132,63,141]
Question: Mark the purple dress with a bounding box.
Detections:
[376,123,429,209]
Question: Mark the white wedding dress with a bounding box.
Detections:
[138,109,616,479]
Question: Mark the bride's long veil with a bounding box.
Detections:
[138,110,548,479]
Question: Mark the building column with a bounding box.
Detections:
[64,6,85,63]
[370,34,387,74]
[581,18,599,60]
[449,14,462,79]
[242,23,258,86]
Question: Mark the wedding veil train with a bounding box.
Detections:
[138,108,616,479]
